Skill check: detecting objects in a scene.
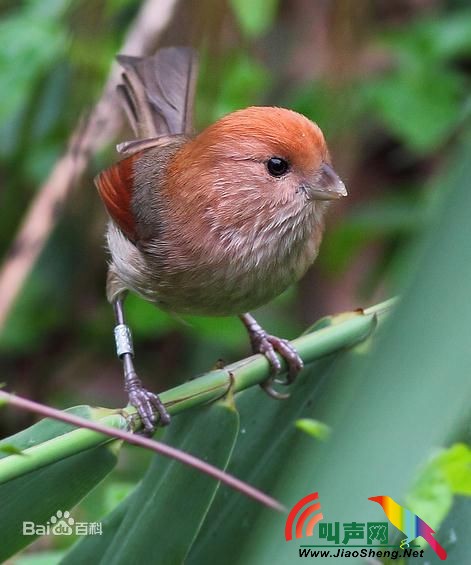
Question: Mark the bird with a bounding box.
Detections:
[95,47,347,432]
[368,495,447,560]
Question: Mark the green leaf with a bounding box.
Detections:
[14,550,66,565]
[0,444,26,456]
[230,0,279,37]
[321,194,423,273]
[295,418,331,441]
[383,11,471,62]
[366,67,462,153]
[0,406,120,561]
[0,406,104,459]
[60,489,135,563]
[64,402,239,564]
[362,11,471,154]
[187,355,340,563]
[197,51,271,125]
[406,443,471,528]
[0,0,70,127]
[439,444,471,495]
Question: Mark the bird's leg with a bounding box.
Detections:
[113,297,171,432]
[239,313,304,399]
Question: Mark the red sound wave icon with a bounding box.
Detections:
[285,492,324,541]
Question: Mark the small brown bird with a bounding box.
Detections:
[96,47,347,432]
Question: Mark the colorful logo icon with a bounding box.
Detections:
[285,492,323,541]
[368,496,447,561]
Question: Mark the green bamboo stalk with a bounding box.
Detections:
[161,300,394,414]
[161,313,373,414]
[0,414,125,483]
[0,300,394,487]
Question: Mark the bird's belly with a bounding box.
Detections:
[108,217,321,315]
[152,266,289,316]
[146,237,318,316]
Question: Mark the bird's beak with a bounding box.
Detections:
[305,162,347,201]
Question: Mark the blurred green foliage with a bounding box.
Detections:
[1,0,471,561]
[230,0,280,38]
[0,0,70,129]
[364,12,471,152]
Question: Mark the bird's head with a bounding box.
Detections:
[174,106,346,225]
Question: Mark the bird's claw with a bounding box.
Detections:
[128,386,171,434]
[251,332,304,397]
[260,378,291,400]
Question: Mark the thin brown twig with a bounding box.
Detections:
[0,0,181,331]
[0,389,285,512]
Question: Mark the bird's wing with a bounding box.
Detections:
[95,136,187,242]
[116,47,198,138]
[116,135,186,156]
[95,152,136,241]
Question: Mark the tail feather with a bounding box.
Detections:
[116,47,198,138]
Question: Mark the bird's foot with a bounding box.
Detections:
[124,363,170,433]
[241,314,303,399]
[127,384,170,433]
[255,333,304,389]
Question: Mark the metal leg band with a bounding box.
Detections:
[114,324,134,358]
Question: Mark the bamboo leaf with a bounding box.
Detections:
[0,407,119,561]
[64,402,239,564]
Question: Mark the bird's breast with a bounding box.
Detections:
[108,203,325,316]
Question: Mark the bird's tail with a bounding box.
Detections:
[116,47,198,139]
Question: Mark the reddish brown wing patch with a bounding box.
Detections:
[95,155,137,241]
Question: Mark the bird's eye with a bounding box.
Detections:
[266,157,289,177]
